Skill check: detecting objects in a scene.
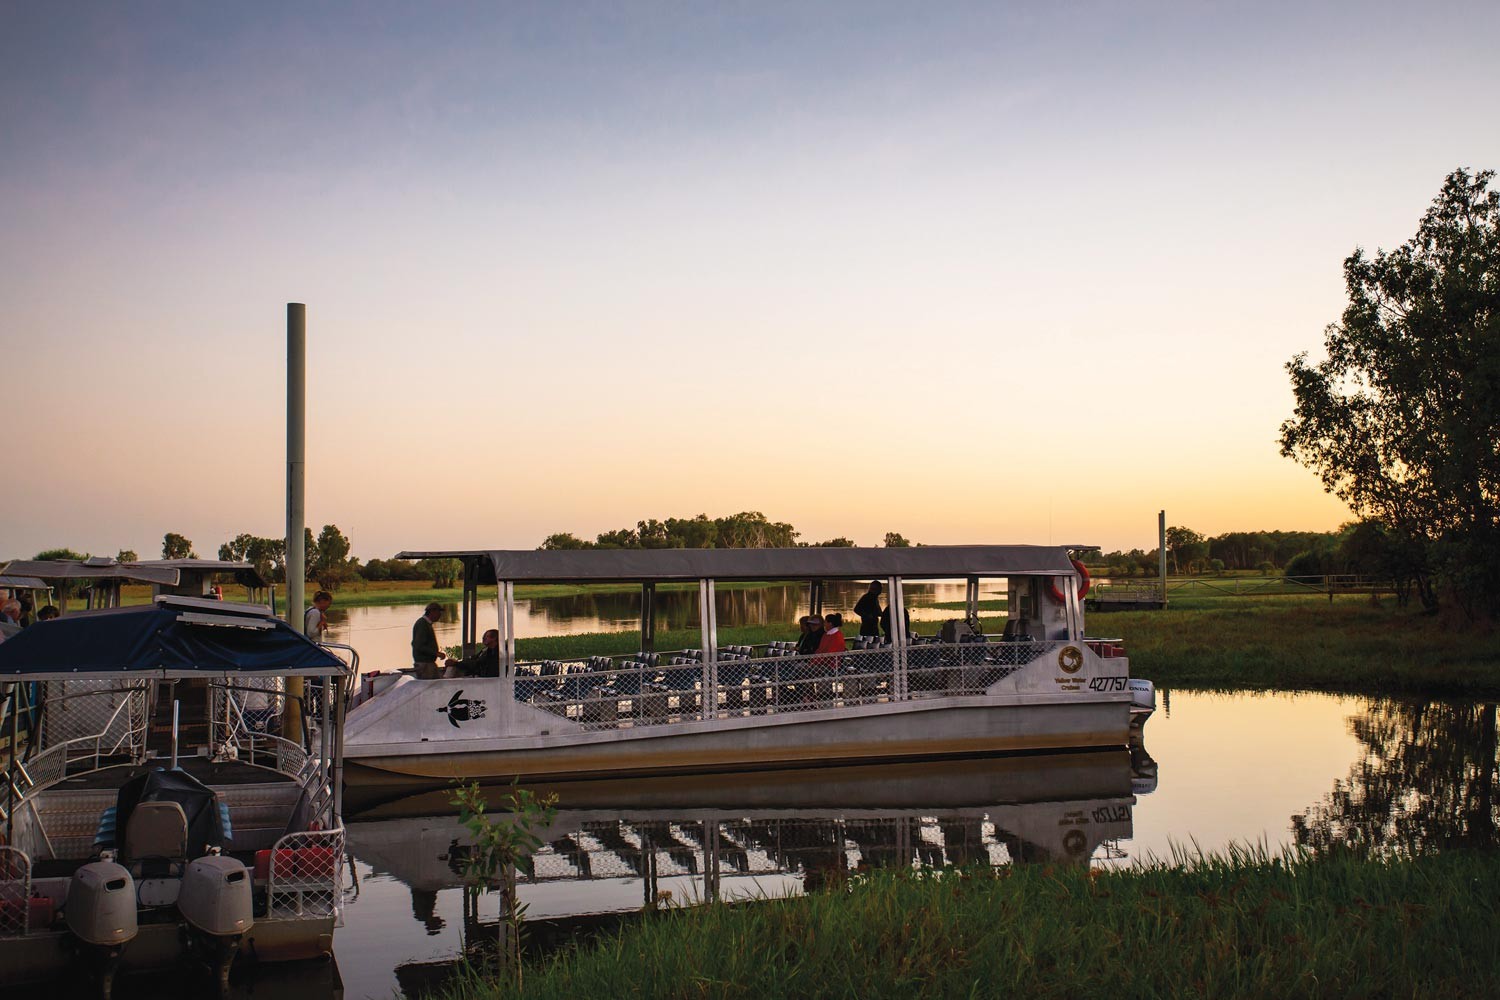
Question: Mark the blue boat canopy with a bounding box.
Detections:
[0,598,348,679]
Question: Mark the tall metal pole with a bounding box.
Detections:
[1158,510,1168,609]
[284,304,306,739]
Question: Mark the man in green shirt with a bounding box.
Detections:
[412,602,444,679]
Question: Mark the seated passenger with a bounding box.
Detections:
[796,615,824,656]
[445,629,501,678]
[816,613,847,655]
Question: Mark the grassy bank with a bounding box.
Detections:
[435,849,1500,1000]
[1098,599,1500,698]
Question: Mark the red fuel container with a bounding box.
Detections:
[298,846,335,879]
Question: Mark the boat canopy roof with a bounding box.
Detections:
[0,597,346,679]
[395,544,1081,584]
[0,575,51,590]
[0,558,270,589]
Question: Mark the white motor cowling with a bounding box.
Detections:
[1128,678,1156,715]
[178,854,253,991]
[177,855,252,938]
[65,860,137,947]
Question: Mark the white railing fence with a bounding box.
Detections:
[513,637,1072,732]
[265,827,344,921]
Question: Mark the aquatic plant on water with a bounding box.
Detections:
[450,780,559,990]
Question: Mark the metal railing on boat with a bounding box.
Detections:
[510,636,1099,732]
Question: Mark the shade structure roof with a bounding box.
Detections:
[0,599,347,678]
[0,558,269,589]
[395,544,1081,584]
[0,575,51,590]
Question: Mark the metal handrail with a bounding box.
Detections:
[11,694,147,800]
[23,682,148,760]
[515,638,1071,732]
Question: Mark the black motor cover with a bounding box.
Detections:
[114,767,226,856]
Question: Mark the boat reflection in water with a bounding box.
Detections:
[348,746,1156,990]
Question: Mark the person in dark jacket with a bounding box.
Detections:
[445,629,501,678]
[412,602,444,678]
[879,603,910,642]
[796,615,824,656]
[853,581,883,637]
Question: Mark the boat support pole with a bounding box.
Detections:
[283,302,306,741]
[498,580,516,735]
[319,679,332,825]
[170,700,180,770]
[6,682,17,844]
[698,581,713,721]
[889,576,907,700]
[331,674,346,825]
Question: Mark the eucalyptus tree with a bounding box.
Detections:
[1280,169,1500,616]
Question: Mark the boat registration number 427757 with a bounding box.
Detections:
[1088,676,1129,692]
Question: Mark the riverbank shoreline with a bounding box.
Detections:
[432,849,1500,1000]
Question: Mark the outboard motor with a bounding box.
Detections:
[65,855,137,998]
[1128,678,1156,725]
[177,852,253,991]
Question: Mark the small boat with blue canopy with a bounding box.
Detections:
[0,596,352,993]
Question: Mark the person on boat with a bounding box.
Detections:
[304,590,333,712]
[879,603,909,643]
[445,629,500,678]
[796,615,824,656]
[36,605,59,622]
[412,602,445,679]
[0,599,21,638]
[853,581,883,637]
[816,613,847,655]
[304,590,333,639]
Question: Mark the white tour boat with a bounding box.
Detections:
[342,545,1155,795]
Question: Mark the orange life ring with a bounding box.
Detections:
[1048,559,1092,604]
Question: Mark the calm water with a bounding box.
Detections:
[321,690,1500,999]
[55,689,1498,998]
[321,581,1007,672]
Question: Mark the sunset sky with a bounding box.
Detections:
[4,2,1498,561]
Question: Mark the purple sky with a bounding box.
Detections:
[4,2,1498,560]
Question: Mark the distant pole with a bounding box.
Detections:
[284,304,306,739]
[1158,510,1168,609]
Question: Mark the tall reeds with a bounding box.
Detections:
[433,847,1500,999]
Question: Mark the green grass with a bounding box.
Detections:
[1095,598,1500,698]
[433,848,1500,1000]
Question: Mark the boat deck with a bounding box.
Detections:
[50,756,298,790]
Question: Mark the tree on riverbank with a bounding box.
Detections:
[540,511,799,550]
[161,532,196,559]
[1280,168,1500,617]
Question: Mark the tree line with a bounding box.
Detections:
[540,511,915,551]
[1099,522,1429,606]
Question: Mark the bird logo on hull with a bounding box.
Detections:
[438,689,487,728]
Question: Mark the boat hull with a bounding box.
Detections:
[0,916,336,986]
[345,695,1130,794]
